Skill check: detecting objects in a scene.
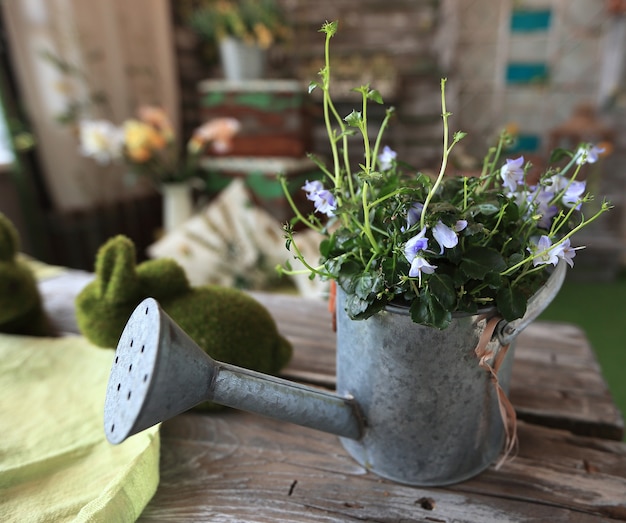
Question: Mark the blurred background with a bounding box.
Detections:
[0,0,625,419]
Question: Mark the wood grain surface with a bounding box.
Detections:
[137,292,626,522]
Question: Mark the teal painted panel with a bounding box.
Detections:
[510,9,552,32]
[505,133,541,153]
[506,63,549,84]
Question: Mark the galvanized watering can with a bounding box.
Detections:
[104,261,566,486]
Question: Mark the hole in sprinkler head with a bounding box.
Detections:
[141,345,145,353]
[129,364,133,372]
[127,390,132,400]
[145,307,149,315]
[130,339,134,347]
[143,374,148,382]
[117,383,121,391]
[111,424,115,433]
[115,356,118,364]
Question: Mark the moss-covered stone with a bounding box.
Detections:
[75,235,293,409]
[0,213,53,336]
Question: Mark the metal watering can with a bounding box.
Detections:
[104,261,566,486]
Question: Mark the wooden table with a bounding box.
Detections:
[131,292,626,522]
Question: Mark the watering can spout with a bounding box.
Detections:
[103,297,364,445]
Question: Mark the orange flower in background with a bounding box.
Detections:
[137,105,175,142]
[188,117,241,154]
[123,119,167,163]
[79,107,241,184]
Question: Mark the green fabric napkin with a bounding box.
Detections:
[0,333,160,522]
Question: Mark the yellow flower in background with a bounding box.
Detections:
[123,119,166,163]
[79,107,241,184]
[254,23,273,49]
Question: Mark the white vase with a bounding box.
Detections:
[219,36,267,81]
[161,182,193,233]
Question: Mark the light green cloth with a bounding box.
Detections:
[0,334,160,522]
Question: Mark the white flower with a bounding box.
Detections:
[528,235,561,267]
[378,145,397,171]
[433,221,459,254]
[575,144,604,165]
[500,156,525,193]
[78,119,124,164]
[408,255,437,285]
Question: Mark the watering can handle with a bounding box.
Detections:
[496,260,567,346]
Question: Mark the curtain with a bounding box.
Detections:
[1,0,179,211]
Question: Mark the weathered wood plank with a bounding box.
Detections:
[139,413,626,522]
[252,292,624,440]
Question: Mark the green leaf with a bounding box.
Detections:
[428,273,456,309]
[549,147,573,163]
[496,284,527,321]
[344,110,362,127]
[410,292,452,330]
[367,89,383,104]
[460,247,507,279]
[468,202,500,216]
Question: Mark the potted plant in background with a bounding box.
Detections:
[78,107,240,232]
[188,0,291,81]
[276,21,611,484]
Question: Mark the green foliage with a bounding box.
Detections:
[279,22,611,330]
[0,213,53,336]
[188,0,291,49]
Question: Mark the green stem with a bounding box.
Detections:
[361,182,380,252]
[421,78,451,230]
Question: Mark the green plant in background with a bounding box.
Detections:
[540,272,626,429]
[279,21,611,330]
[188,0,291,49]
[0,213,54,337]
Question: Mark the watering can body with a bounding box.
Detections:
[336,289,513,486]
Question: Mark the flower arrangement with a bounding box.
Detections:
[279,21,611,330]
[188,0,291,49]
[78,107,240,186]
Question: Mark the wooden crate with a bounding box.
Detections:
[198,79,313,158]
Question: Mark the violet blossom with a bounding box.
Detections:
[402,202,424,232]
[378,145,397,171]
[404,227,437,284]
[575,144,604,165]
[302,180,337,217]
[432,221,464,254]
[500,156,525,193]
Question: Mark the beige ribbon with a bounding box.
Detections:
[474,316,518,469]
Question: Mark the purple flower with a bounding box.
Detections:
[532,186,559,229]
[562,180,586,209]
[302,180,337,217]
[408,255,437,284]
[402,202,424,232]
[454,220,468,232]
[547,175,587,210]
[575,144,604,165]
[378,145,397,171]
[500,156,525,193]
[404,227,429,260]
[404,227,437,284]
[557,238,578,268]
[433,221,459,254]
[528,235,561,267]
